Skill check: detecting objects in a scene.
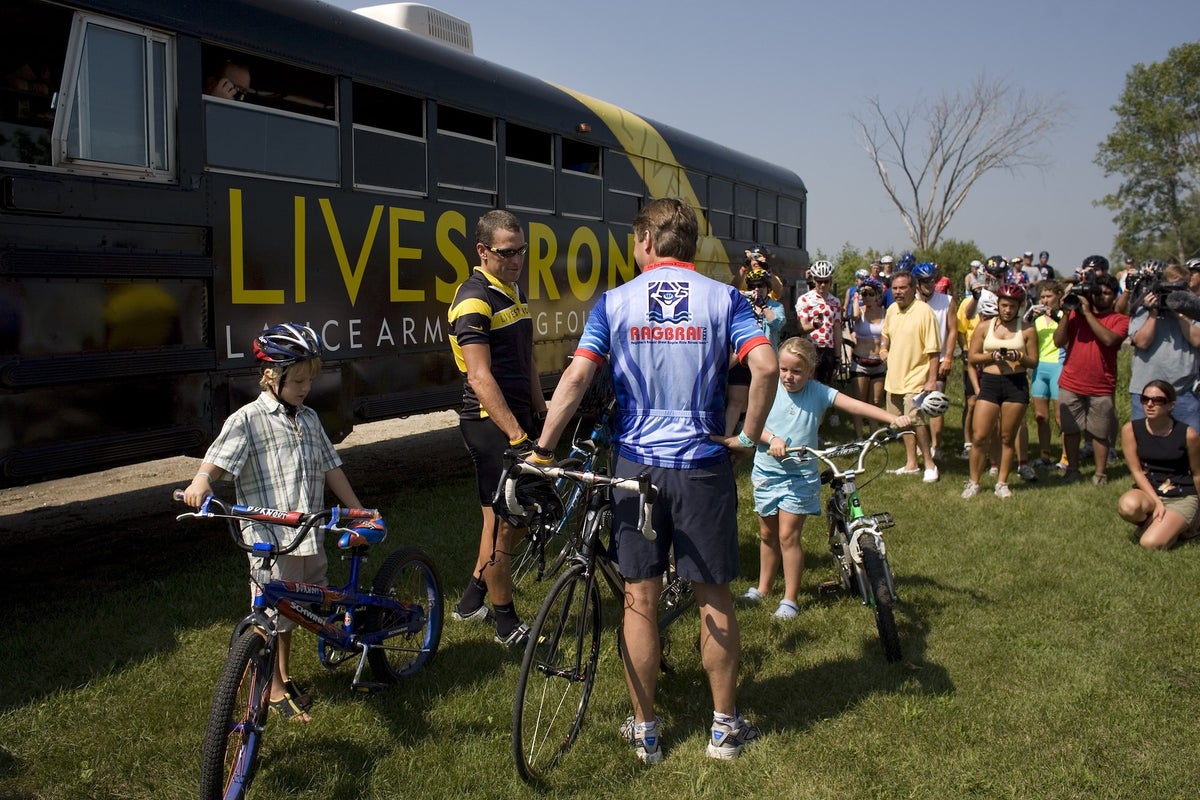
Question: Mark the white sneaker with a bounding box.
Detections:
[994,482,1013,499]
[958,444,972,460]
[961,480,980,499]
[620,716,663,765]
[923,466,939,483]
[1017,464,1038,482]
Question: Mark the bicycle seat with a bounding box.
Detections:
[336,518,387,549]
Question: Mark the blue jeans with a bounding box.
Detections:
[1130,389,1200,435]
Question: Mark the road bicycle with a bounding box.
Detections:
[501,453,693,783]
[174,492,443,800]
[783,426,912,663]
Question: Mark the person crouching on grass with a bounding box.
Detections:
[182,323,368,723]
[740,337,909,619]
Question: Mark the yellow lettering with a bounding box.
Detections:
[230,188,284,304]
[528,221,559,301]
[567,227,602,301]
[608,230,636,286]
[388,207,425,302]
[294,196,305,302]
[320,199,382,307]
[435,210,469,304]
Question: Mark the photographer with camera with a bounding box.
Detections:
[1128,262,1200,435]
[1053,260,1128,485]
[736,244,784,302]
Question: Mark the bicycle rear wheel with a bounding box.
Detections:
[199,628,273,800]
[366,547,444,681]
[859,535,902,662]
[512,563,601,784]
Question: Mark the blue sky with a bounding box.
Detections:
[330,0,1199,269]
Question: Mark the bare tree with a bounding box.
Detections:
[852,75,1064,251]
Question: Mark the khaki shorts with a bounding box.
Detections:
[248,550,329,632]
[1058,389,1117,440]
[1161,494,1199,526]
[885,392,929,427]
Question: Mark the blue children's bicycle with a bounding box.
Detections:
[174,492,443,800]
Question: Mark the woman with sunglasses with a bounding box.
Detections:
[1118,380,1200,549]
[848,277,887,437]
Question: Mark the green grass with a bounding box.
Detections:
[4,357,1200,799]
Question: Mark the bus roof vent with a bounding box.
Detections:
[353,3,474,55]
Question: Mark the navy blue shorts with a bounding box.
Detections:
[610,454,740,585]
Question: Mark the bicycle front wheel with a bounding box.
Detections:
[199,628,273,800]
[859,535,902,663]
[512,563,601,784]
[511,457,586,592]
[366,547,444,681]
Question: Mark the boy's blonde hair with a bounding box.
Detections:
[778,336,817,373]
[260,358,321,390]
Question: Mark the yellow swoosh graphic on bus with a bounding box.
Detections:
[553,84,731,282]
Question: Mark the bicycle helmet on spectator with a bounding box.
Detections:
[1139,258,1167,276]
[745,244,771,266]
[997,283,1027,301]
[911,262,938,281]
[917,390,951,418]
[970,259,983,269]
[860,277,884,294]
[897,253,917,272]
[978,296,999,317]
[880,255,894,266]
[854,268,870,280]
[744,267,771,288]
[809,259,835,280]
[1039,251,1050,260]
[1187,258,1200,273]
[493,473,564,529]
[984,256,1008,276]
[1081,254,1109,272]
[253,323,323,367]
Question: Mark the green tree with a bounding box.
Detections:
[1096,42,1200,264]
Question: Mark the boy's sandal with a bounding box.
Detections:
[284,678,313,711]
[269,695,311,723]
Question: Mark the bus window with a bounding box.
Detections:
[735,183,756,241]
[54,13,175,177]
[605,148,642,224]
[352,81,426,195]
[201,46,337,183]
[709,178,733,239]
[779,195,803,249]
[560,137,600,220]
[436,104,495,203]
[505,122,552,213]
[758,191,777,246]
[687,169,708,233]
[0,0,73,167]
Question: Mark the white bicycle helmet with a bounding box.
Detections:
[978,296,999,317]
[916,390,950,418]
[810,259,835,280]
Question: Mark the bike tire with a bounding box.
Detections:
[511,458,586,592]
[365,547,444,681]
[512,563,601,784]
[858,535,902,663]
[656,573,696,674]
[199,628,273,800]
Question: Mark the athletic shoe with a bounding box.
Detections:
[1031,457,1055,469]
[1092,473,1108,486]
[706,715,760,760]
[930,447,942,462]
[739,587,765,605]
[994,482,1013,499]
[890,466,921,476]
[494,622,530,648]
[773,599,799,619]
[923,466,939,483]
[961,480,980,499]
[1017,464,1038,482]
[451,603,492,623]
[958,444,972,460]
[620,716,663,764]
[1056,457,1069,472]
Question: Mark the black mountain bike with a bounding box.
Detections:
[784,426,911,662]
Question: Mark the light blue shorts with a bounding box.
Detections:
[1030,361,1062,400]
[752,466,821,517]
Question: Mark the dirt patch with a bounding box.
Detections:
[0,413,471,604]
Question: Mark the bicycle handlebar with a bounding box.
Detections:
[172,490,381,556]
[498,451,658,541]
[783,426,913,476]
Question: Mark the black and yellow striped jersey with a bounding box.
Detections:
[448,267,534,420]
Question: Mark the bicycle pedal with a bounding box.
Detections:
[818,580,842,595]
[871,512,895,529]
[351,681,389,694]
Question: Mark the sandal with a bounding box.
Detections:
[284,678,313,712]
[269,695,311,723]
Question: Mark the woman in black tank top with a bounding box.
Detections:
[1117,379,1200,549]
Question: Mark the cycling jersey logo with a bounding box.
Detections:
[647,281,690,324]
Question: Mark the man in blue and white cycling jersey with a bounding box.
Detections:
[532,198,777,764]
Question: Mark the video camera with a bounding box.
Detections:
[1061,274,1096,312]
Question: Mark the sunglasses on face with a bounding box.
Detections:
[1140,395,1170,406]
[480,243,529,259]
